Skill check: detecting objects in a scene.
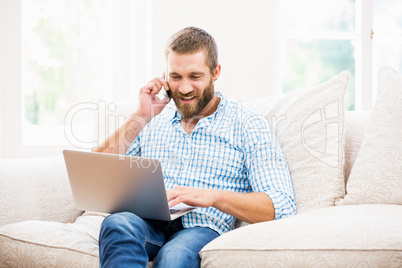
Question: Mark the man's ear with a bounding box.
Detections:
[213,64,221,81]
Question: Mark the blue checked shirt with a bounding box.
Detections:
[126,91,295,234]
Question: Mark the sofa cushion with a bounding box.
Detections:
[200,204,402,267]
[245,71,349,213]
[0,212,104,267]
[343,111,371,183]
[337,66,402,205]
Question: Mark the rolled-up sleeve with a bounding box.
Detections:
[126,135,141,156]
[243,114,296,219]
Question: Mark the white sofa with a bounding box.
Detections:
[1,67,401,267]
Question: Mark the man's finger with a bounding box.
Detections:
[155,77,170,91]
[166,189,179,202]
[152,79,162,91]
[168,199,180,208]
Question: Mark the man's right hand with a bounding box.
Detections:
[93,73,170,154]
[136,74,170,122]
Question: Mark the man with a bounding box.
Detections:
[95,27,295,268]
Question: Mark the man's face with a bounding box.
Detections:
[167,51,216,119]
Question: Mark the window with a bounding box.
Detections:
[278,0,402,111]
[372,0,402,96]
[22,0,113,145]
[0,0,151,158]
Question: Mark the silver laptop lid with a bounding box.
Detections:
[63,150,171,221]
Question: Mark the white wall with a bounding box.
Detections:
[150,0,278,101]
[0,0,23,159]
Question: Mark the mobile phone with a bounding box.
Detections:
[161,86,171,102]
[161,71,172,102]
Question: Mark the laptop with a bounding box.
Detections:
[63,150,196,221]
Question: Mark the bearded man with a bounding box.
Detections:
[95,27,295,268]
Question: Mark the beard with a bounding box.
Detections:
[172,78,215,119]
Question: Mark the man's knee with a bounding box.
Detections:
[100,212,144,238]
[154,243,200,268]
[152,227,219,268]
[99,212,153,267]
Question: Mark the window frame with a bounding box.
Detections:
[276,0,374,111]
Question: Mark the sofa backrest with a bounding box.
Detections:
[0,156,83,227]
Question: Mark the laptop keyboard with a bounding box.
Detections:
[169,208,180,214]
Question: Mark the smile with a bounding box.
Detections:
[180,96,196,103]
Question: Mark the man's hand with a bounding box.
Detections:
[166,186,218,208]
[136,73,170,122]
[166,186,275,224]
[93,73,170,154]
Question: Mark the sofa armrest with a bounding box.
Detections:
[0,155,83,227]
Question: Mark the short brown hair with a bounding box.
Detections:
[165,27,218,75]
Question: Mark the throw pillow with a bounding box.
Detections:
[336,66,402,205]
[246,71,349,213]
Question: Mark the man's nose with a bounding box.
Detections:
[178,80,193,95]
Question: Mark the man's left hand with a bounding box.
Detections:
[166,186,218,208]
[166,186,275,223]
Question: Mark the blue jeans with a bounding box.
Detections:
[99,212,220,268]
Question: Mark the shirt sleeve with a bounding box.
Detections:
[242,114,296,220]
[126,134,141,156]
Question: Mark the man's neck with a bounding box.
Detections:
[180,94,221,134]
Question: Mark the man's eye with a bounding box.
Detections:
[191,76,201,79]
